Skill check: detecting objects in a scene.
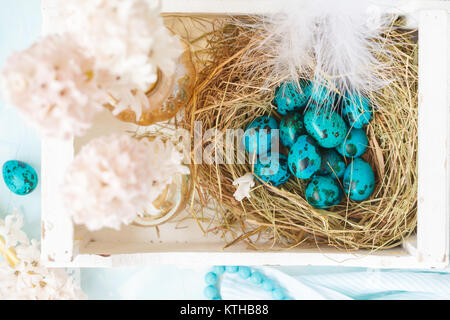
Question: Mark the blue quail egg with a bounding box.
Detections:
[274,80,310,115]
[280,112,306,148]
[288,135,322,179]
[243,116,278,156]
[304,109,347,148]
[317,149,346,179]
[305,175,342,209]
[341,91,373,129]
[254,152,291,186]
[343,158,375,201]
[336,127,368,158]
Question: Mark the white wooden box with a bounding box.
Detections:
[41,0,450,268]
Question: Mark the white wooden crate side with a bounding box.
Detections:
[40,1,75,264]
[41,138,74,263]
[46,250,438,269]
[417,9,450,266]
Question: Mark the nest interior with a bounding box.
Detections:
[167,16,418,252]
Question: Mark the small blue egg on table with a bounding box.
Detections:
[288,135,322,179]
[305,175,342,209]
[343,158,375,201]
[309,81,336,109]
[280,112,306,148]
[2,160,38,196]
[274,80,310,115]
[341,91,373,129]
[336,127,368,158]
[254,152,291,186]
[243,116,278,156]
[304,109,348,148]
[317,149,346,179]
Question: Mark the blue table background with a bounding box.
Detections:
[1,0,450,300]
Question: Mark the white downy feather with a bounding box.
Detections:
[243,0,397,106]
[311,0,393,96]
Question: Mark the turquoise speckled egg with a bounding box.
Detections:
[317,149,346,179]
[243,116,278,156]
[336,127,368,158]
[310,82,335,108]
[280,112,305,148]
[254,152,291,186]
[342,91,373,129]
[2,160,38,196]
[274,80,310,115]
[305,175,342,209]
[343,158,375,201]
[288,135,322,179]
[304,109,347,148]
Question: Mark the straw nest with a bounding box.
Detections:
[176,16,418,251]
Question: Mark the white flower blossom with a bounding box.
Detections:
[233,173,255,202]
[0,213,28,248]
[62,134,189,231]
[0,210,86,300]
[55,0,183,119]
[0,34,106,140]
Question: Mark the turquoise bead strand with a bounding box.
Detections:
[203,266,290,300]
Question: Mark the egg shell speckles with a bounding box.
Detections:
[309,82,335,109]
[336,127,368,158]
[274,80,310,115]
[280,112,306,148]
[305,175,342,209]
[243,116,279,156]
[2,160,38,196]
[288,135,322,179]
[317,149,346,179]
[342,91,373,129]
[304,109,347,148]
[254,152,291,186]
[343,158,375,201]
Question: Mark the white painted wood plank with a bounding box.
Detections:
[44,250,446,269]
[159,0,450,15]
[40,0,76,265]
[40,138,74,264]
[417,9,450,266]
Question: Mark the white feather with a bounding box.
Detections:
[241,0,397,103]
[311,0,393,94]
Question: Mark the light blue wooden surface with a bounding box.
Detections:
[2,0,450,300]
[0,0,42,240]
